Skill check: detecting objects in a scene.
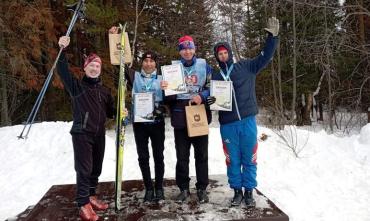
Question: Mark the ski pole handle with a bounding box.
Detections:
[65,0,85,37]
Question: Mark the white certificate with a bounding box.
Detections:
[161,63,187,96]
[210,80,233,111]
[134,93,155,122]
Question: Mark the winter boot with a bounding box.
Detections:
[89,196,108,211]
[79,203,99,221]
[230,189,243,207]
[197,189,209,203]
[244,189,256,208]
[155,188,165,201]
[143,189,155,202]
[176,189,190,203]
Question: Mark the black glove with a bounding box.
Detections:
[206,96,216,106]
[153,105,166,119]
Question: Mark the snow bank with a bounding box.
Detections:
[359,123,370,144]
[1,120,370,221]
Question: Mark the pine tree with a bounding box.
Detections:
[143,0,214,64]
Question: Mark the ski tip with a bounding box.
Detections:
[118,23,127,32]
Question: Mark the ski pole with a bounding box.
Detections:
[18,0,86,139]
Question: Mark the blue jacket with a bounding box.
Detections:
[165,56,213,129]
[212,34,278,125]
[124,67,164,124]
[132,70,163,104]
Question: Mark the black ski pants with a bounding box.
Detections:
[133,121,165,190]
[174,128,209,191]
[72,133,105,207]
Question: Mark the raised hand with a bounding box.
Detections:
[58,36,71,48]
[109,26,119,34]
[264,17,279,37]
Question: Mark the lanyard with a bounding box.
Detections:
[141,74,156,91]
[145,77,155,91]
[220,64,234,81]
[183,65,195,77]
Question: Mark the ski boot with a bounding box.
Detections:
[176,189,190,203]
[89,196,108,211]
[79,203,99,221]
[230,189,243,207]
[244,189,256,208]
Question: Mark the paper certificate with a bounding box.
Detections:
[134,93,155,122]
[161,63,187,96]
[210,80,233,111]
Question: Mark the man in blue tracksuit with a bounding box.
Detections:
[161,35,212,203]
[207,17,279,207]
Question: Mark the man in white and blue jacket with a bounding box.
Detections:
[207,17,279,207]
[109,26,166,203]
[125,51,167,203]
[161,35,212,203]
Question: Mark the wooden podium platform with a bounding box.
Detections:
[13,176,289,221]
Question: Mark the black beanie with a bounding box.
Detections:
[141,51,158,63]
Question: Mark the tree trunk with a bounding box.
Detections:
[291,0,297,123]
[270,2,277,108]
[318,101,323,121]
[229,0,241,61]
[358,0,365,46]
[130,0,140,68]
[327,61,333,131]
[130,0,148,68]
[271,0,283,128]
[324,2,333,132]
[1,74,10,126]
[303,92,313,125]
[296,94,303,126]
[0,24,10,126]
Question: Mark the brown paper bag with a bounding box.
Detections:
[185,102,209,137]
[109,32,133,65]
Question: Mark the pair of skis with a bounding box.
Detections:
[114,23,128,212]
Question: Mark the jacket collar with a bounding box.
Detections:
[82,75,101,86]
[181,56,197,67]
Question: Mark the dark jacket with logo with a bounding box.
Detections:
[57,52,115,135]
[213,34,278,125]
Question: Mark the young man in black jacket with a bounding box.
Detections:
[57,36,115,221]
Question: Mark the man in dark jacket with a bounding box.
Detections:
[207,17,279,207]
[161,35,212,203]
[57,36,115,221]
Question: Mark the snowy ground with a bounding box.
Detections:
[0,119,370,221]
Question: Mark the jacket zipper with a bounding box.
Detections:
[96,85,101,135]
[83,112,89,129]
[232,85,241,121]
[224,62,241,121]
